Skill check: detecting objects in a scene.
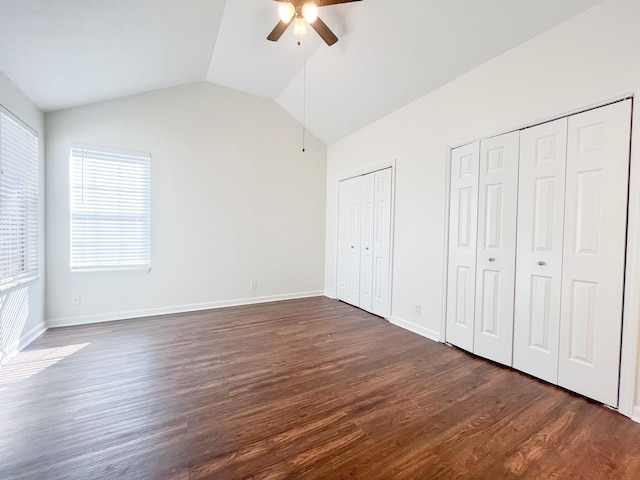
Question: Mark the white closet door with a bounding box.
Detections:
[446,142,480,352]
[474,131,520,366]
[371,168,392,318]
[337,177,363,306]
[558,100,632,407]
[360,173,375,312]
[337,179,350,301]
[513,118,568,383]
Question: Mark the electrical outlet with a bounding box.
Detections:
[250,281,257,291]
[414,303,421,315]
[73,296,81,306]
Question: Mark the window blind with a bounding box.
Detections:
[70,147,150,272]
[0,109,39,289]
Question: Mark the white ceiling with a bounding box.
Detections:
[0,0,603,144]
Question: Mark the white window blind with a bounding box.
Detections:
[0,108,39,290]
[70,146,150,272]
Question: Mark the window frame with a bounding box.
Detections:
[69,144,151,274]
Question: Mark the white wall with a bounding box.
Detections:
[46,81,327,325]
[0,71,47,363]
[325,0,640,408]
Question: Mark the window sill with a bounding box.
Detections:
[70,266,151,276]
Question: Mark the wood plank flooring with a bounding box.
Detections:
[1,296,640,479]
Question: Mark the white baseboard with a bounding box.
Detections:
[47,291,324,328]
[324,290,336,299]
[0,321,47,366]
[631,406,640,423]
[18,322,47,350]
[390,316,441,343]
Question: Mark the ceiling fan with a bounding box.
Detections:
[267,0,362,46]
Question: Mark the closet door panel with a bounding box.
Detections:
[558,100,632,407]
[474,131,520,366]
[371,168,392,318]
[513,118,568,384]
[359,173,375,312]
[337,180,352,302]
[446,142,480,352]
[337,177,363,307]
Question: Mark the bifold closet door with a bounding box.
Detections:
[558,99,632,407]
[445,142,480,352]
[370,168,392,318]
[359,173,375,312]
[337,168,393,318]
[513,118,568,383]
[337,177,362,306]
[359,169,392,318]
[474,131,520,366]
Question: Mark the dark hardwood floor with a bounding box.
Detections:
[1,296,640,479]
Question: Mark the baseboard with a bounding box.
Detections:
[324,290,336,299]
[0,321,47,366]
[18,322,47,350]
[631,406,640,423]
[390,316,441,343]
[47,291,324,328]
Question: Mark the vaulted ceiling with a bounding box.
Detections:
[0,0,603,144]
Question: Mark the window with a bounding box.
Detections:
[0,107,39,290]
[70,146,150,272]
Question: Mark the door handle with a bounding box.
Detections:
[538,261,546,266]
[489,257,496,262]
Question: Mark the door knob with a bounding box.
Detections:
[489,257,495,262]
[538,261,546,266]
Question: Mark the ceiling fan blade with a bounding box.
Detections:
[310,16,338,46]
[316,0,363,6]
[267,19,292,42]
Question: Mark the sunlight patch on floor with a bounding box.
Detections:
[0,343,90,391]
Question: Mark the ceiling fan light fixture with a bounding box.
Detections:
[294,16,307,35]
[279,3,295,22]
[268,0,360,45]
[302,3,318,24]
